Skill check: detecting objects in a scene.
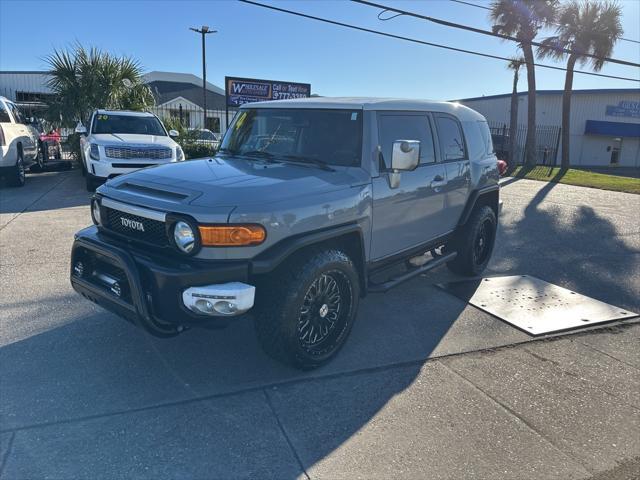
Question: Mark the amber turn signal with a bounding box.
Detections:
[198,225,266,247]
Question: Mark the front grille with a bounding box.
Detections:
[105,146,172,160]
[111,163,155,169]
[104,207,168,246]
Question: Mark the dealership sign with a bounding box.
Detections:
[225,76,311,107]
[605,100,640,119]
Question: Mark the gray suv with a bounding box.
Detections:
[70,98,499,369]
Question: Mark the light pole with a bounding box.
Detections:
[189,25,217,129]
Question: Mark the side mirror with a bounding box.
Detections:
[75,125,87,135]
[389,140,420,188]
[169,129,179,138]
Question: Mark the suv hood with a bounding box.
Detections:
[91,133,177,146]
[105,156,366,207]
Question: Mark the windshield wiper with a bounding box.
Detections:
[280,154,335,172]
[217,147,239,155]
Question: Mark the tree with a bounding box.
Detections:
[538,0,622,168]
[507,56,525,163]
[491,0,558,166]
[44,45,154,127]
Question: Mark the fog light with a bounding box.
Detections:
[213,301,237,315]
[182,282,255,317]
[194,299,215,314]
[73,261,85,277]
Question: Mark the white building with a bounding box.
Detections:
[459,89,640,167]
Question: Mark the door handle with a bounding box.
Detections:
[430,174,448,188]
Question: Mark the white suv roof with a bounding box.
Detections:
[95,109,156,117]
[245,97,484,121]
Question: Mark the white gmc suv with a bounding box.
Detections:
[0,96,39,187]
[77,110,185,191]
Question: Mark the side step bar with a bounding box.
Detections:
[368,252,457,293]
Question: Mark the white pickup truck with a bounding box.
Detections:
[77,110,185,191]
[0,96,39,187]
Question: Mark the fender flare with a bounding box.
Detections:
[250,223,366,277]
[457,184,500,227]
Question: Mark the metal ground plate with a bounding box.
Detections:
[437,275,638,335]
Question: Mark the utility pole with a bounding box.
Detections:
[189,26,217,129]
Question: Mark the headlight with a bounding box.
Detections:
[173,221,196,253]
[91,198,101,225]
[176,146,185,162]
[90,143,100,160]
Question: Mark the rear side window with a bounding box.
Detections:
[478,121,494,156]
[435,114,466,161]
[7,102,23,124]
[377,114,436,167]
[0,102,10,123]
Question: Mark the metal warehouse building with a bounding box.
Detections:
[459,89,640,168]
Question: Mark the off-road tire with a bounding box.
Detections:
[7,150,26,187]
[254,249,360,370]
[446,205,497,276]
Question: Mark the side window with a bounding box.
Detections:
[478,121,494,156]
[8,102,23,124]
[377,114,436,167]
[0,102,10,123]
[435,115,466,161]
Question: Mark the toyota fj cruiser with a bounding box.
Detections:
[70,98,500,369]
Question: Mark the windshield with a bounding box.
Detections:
[197,130,217,141]
[92,114,166,136]
[221,108,362,167]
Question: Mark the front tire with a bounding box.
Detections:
[7,151,26,187]
[446,205,497,276]
[254,249,360,370]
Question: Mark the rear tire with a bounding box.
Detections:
[7,150,26,187]
[254,249,360,370]
[446,205,497,276]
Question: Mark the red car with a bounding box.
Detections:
[497,159,508,177]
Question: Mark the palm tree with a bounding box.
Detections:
[491,0,558,166]
[507,56,525,163]
[45,44,154,126]
[538,0,622,168]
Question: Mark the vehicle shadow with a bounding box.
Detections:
[0,282,475,477]
[491,181,639,311]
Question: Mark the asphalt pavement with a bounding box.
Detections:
[0,168,638,479]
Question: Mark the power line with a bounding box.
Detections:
[449,0,640,45]
[239,0,640,83]
[353,0,640,68]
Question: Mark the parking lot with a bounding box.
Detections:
[1,168,639,479]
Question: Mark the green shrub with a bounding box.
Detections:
[183,143,217,159]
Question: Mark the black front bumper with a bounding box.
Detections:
[70,226,250,335]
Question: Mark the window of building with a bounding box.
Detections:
[435,114,466,161]
[206,117,220,133]
[377,114,436,167]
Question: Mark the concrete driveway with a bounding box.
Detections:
[0,169,638,479]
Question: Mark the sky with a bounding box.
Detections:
[1,0,639,100]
